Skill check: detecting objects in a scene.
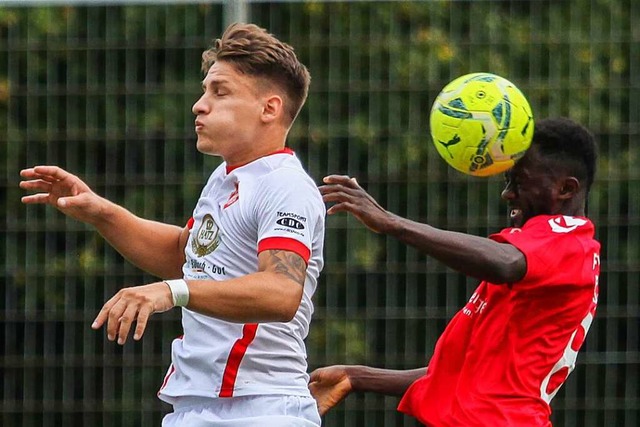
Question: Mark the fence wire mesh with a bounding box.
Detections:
[1,1,639,426]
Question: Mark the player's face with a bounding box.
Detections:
[501,145,564,227]
[192,61,265,163]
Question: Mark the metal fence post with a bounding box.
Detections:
[224,0,249,26]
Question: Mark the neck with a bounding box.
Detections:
[560,196,586,217]
[224,127,288,166]
[225,146,292,174]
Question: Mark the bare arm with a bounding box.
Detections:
[319,175,526,284]
[92,249,307,344]
[20,165,186,278]
[186,249,306,322]
[309,365,426,416]
[93,203,188,279]
[382,213,525,283]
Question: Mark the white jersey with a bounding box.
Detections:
[158,149,325,403]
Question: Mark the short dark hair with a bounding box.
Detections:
[201,23,311,125]
[532,117,598,193]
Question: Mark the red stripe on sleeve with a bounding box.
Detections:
[219,323,259,397]
[258,237,311,264]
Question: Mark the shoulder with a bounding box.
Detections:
[497,215,595,238]
[257,155,322,198]
[492,215,598,258]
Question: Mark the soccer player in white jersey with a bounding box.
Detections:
[20,23,324,426]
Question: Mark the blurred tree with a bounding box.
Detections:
[1,1,638,426]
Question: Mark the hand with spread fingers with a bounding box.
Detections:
[91,282,174,345]
[319,175,396,234]
[20,165,106,224]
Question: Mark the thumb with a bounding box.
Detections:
[57,193,90,209]
[56,197,71,208]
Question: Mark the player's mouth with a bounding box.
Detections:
[195,120,205,132]
[509,207,524,226]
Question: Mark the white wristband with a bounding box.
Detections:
[164,279,190,307]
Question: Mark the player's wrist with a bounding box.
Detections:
[164,279,190,307]
[343,365,367,392]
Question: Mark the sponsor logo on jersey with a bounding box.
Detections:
[276,217,305,230]
[275,211,307,233]
[548,215,587,233]
[192,213,221,257]
[189,259,226,276]
[462,290,488,318]
[277,211,307,222]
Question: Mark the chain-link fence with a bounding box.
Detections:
[1,1,638,426]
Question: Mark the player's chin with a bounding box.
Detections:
[195,138,217,155]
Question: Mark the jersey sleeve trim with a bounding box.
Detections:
[258,236,311,264]
[186,217,195,230]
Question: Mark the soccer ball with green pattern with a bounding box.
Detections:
[429,72,534,177]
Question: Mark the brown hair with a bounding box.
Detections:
[202,23,311,125]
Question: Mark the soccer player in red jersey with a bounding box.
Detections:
[310,117,599,426]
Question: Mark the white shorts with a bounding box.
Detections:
[162,395,321,427]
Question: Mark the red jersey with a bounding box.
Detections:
[398,215,601,426]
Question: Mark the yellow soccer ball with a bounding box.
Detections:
[430,72,534,177]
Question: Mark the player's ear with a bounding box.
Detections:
[558,176,580,199]
[261,94,283,124]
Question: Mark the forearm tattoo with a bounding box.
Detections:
[265,250,306,286]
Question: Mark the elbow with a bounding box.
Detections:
[269,303,298,323]
[277,296,301,322]
[490,254,526,284]
[276,307,297,323]
[273,284,303,322]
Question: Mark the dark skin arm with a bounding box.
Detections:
[309,365,426,416]
[319,175,526,284]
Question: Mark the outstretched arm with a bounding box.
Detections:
[20,165,187,279]
[309,365,426,416]
[319,175,526,284]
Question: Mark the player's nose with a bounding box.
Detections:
[192,95,208,115]
[500,186,515,201]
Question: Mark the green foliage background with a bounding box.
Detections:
[1,1,638,426]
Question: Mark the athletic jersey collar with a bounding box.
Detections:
[225,148,294,174]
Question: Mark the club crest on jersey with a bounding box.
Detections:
[192,213,221,257]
